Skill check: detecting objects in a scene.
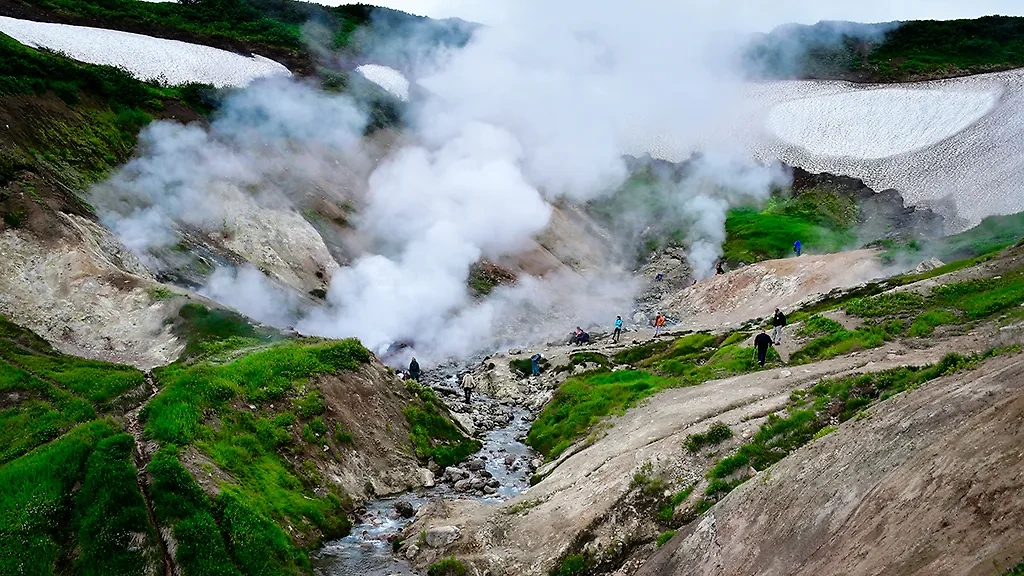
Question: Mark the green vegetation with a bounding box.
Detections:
[723,189,857,264]
[657,484,695,524]
[140,338,374,572]
[529,332,776,459]
[175,303,281,361]
[551,554,588,576]
[655,530,677,547]
[428,556,468,576]
[1003,562,1024,576]
[790,267,1024,363]
[510,355,550,377]
[700,348,1012,505]
[748,16,1024,82]
[879,212,1024,270]
[0,419,122,575]
[870,17,1024,80]
[553,352,611,374]
[404,381,481,467]
[74,434,156,576]
[684,422,733,453]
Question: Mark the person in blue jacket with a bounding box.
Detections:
[794,240,802,257]
[613,316,623,343]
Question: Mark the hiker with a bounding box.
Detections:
[654,314,666,337]
[572,327,590,346]
[716,262,725,275]
[772,308,787,345]
[409,357,420,381]
[613,316,623,343]
[655,272,664,282]
[794,240,802,257]
[531,353,543,376]
[753,329,774,367]
[461,371,476,404]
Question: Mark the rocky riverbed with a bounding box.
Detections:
[313,365,540,576]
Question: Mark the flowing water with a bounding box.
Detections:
[313,399,536,576]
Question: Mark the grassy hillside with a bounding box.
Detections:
[746,16,1024,82]
[0,30,212,238]
[0,314,159,575]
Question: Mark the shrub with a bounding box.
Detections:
[428,556,467,576]
[656,530,677,547]
[684,422,733,453]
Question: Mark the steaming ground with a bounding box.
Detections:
[0,16,290,87]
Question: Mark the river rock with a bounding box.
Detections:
[405,544,419,560]
[421,468,435,488]
[465,458,485,471]
[395,501,416,519]
[471,478,486,490]
[454,479,472,492]
[443,466,466,482]
[484,485,498,494]
[425,526,461,548]
[487,479,500,488]
[505,455,516,466]
[451,412,476,436]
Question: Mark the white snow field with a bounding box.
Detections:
[355,64,410,100]
[0,16,290,88]
[631,70,1024,230]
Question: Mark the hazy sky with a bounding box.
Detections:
[337,0,1024,29]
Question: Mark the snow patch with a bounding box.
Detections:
[767,87,998,159]
[355,64,411,101]
[0,16,290,88]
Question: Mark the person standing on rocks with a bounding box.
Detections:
[409,357,420,381]
[753,329,774,368]
[613,316,623,343]
[461,371,476,404]
[772,308,787,345]
[654,313,666,337]
[531,353,543,376]
[794,240,802,257]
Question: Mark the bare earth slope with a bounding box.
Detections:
[638,351,1024,576]
[661,249,883,330]
[403,320,1023,575]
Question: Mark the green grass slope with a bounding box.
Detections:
[747,15,1024,82]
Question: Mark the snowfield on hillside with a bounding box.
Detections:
[0,16,290,87]
[628,70,1024,229]
[355,64,410,100]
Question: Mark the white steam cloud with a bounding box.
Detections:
[93,0,798,365]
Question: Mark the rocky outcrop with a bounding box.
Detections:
[638,351,1024,576]
[790,166,946,240]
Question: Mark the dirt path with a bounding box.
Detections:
[125,371,176,576]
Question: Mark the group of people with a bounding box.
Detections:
[753,308,787,367]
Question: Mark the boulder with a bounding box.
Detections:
[465,459,485,471]
[395,501,416,519]
[404,544,419,560]
[425,525,461,548]
[454,479,472,492]
[421,468,436,488]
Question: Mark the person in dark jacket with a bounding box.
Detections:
[753,329,774,367]
[716,262,725,275]
[772,308,787,345]
[409,357,420,381]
